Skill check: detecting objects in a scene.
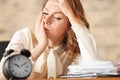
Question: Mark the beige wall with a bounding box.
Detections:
[81,0,120,63]
[0,0,120,63]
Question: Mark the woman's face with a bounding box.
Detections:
[43,0,70,44]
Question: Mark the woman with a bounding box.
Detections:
[0,0,118,79]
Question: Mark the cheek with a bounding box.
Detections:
[53,21,69,33]
[51,21,69,38]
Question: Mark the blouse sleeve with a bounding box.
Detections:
[6,28,32,53]
[5,30,27,52]
[71,23,101,64]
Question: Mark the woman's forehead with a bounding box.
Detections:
[46,0,58,5]
[44,0,61,12]
[48,0,58,2]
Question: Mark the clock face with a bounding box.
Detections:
[9,55,32,78]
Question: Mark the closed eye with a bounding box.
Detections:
[43,12,49,15]
[55,17,61,20]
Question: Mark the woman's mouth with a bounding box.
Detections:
[45,28,49,32]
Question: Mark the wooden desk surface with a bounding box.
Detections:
[28,77,120,80]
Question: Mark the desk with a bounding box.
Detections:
[28,77,120,80]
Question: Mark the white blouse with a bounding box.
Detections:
[0,24,102,79]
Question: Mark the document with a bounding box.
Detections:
[60,61,120,78]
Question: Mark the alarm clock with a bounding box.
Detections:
[3,49,32,80]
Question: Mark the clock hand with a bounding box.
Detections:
[14,63,20,68]
[20,62,27,67]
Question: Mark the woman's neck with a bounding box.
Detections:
[48,34,66,49]
[48,40,61,49]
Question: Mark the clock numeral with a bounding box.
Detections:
[25,69,28,72]
[14,72,17,75]
[14,58,17,62]
[10,69,15,73]
[25,65,28,67]
[17,56,21,61]
[19,73,21,77]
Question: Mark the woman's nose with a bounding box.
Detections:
[43,15,51,25]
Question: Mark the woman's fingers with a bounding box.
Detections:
[58,0,73,18]
[34,12,48,46]
[35,12,43,28]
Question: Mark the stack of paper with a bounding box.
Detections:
[63,61,119,78]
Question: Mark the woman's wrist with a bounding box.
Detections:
[31,44,46,61]
[68,13,80,26]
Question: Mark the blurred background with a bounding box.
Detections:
[0,0,120,63]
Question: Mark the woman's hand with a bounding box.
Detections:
[34,12,48,47]
[32,12,48,60]
[57,0,80,25]
[57,0,74,20]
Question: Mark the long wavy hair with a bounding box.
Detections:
[63,0,89,59]
[34,0,89,59]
